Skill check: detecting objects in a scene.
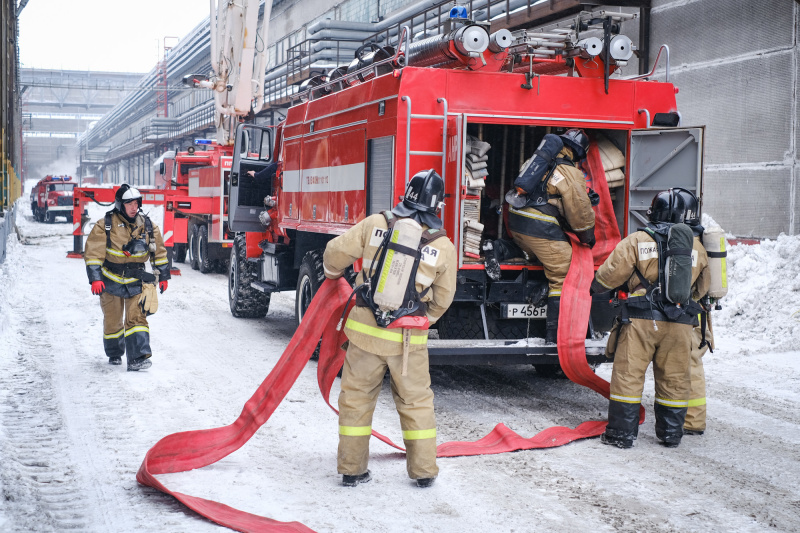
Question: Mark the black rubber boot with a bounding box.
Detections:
[108,356,122,365]
[127,355,152,372]
[342,470,372,487]
[416,477,436,488]
[655,403,687,447]
[602,399,640,449]
[483,239,523,281]
[544,297,560,344]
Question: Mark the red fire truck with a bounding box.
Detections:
[30,175,75,223]
[225,12,705,367]
[153,141,235,273]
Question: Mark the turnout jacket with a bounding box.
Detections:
[593,227,710,308]
[323,213,457,356]
[508,147,596,243]
[84,210,170,299]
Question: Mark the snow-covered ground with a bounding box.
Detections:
[1,200,799,532]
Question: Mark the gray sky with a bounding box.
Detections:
[18,0,208,73]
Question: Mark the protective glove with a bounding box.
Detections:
[138,283,159,316]
[91,281,105,295]
[587,188,600,207]
[159,280,168,293]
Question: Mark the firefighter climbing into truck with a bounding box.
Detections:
[224,7,707,369]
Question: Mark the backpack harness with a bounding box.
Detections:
[102,210,157,283]
[337,211,446,330]
[617,223,703,329]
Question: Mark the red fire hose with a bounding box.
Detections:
[137,143,640,531]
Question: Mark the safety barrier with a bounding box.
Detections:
[0,202,17,265]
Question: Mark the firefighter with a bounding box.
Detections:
[323,169,457,488]
[488,129,596,344]
[679,188,714,436]
[591,188,709,449]
[84,184,170,371]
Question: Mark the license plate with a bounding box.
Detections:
[501,303,547,319]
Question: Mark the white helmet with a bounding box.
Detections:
[114,183,142,212]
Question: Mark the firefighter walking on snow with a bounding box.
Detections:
[84,184,170,371]
[487,129,596,344]
[591,188,709,448]
[323,169,457,488]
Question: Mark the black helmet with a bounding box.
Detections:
[673,187,700,226]
[559,129,590,160]
[647,188,699,224]
[391,169,445,228]
[115,184,142,217]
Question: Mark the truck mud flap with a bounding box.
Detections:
[137,239,643,531]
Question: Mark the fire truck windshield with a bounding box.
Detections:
[47,183,75,192]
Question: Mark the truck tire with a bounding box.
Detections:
[44,210,54,224]
[174,243,187,263]
[228,234,270,318]
[295,250,325,327]
[437,305,486,340]
[188,224,200,270]
[198,225,213,273]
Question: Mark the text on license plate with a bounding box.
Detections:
[502,303,547,319]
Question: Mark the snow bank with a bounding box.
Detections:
[712,214,800,354]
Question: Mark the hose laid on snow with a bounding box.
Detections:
[137,140,639,531]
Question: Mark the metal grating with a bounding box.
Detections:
[367,136,395,216]
[650,0,793,67]
[703,166,791,238]
[670,52,793,166]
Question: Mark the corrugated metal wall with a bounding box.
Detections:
[650,0,798,237]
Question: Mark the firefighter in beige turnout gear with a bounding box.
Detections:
[84,185,170,371]
[592,189,709,448]
[323,170,456,488]
[493,129,596,344]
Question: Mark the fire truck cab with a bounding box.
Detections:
[30,175,75,223]
[154,141,235,273]
[227,12,705,367]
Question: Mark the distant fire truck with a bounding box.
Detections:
[30,175,75,223]
[225,10,705,368]
[153,141,235,273]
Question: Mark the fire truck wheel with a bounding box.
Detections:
[174,244,187,264]
[229,234,270,318]
[533,364,567,379]
[295,250,324,327]
[296,250,324,359]
[189,224,200,270]
[436,305,485,340]
[44,211,54,224]
[198,225,213,274]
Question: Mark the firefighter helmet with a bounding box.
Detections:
[391,169,445,228]
[647,188,699,224]
[115,184,142,215]
[559,129,590,160]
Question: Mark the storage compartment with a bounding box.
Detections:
[459,123,628,265]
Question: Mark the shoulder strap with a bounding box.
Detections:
[104,211,113,249]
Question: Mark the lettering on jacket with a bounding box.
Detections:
[420,245,440,267]
[368,227,386,247]
[637,242,658,261]
[638,242,699,266]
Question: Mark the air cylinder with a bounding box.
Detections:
[702,227,728,299]
[372,218,423,313]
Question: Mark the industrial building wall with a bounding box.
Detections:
[650,0,798,238]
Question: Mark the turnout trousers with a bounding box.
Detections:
[607,318,692,445]
[685,324,710,432]
[511,233,572,298]
[99,292,151,363]
[337,342,438,480]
